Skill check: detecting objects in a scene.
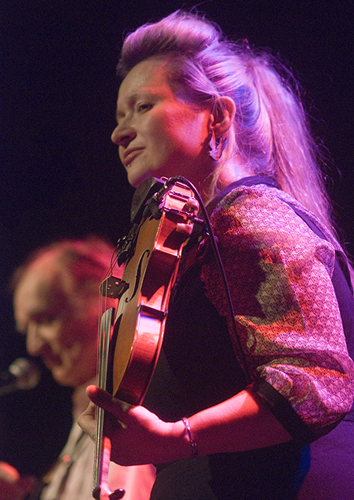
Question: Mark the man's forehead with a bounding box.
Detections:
[18,258,55,294]
[14,262,64,315]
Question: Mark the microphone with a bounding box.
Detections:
[0,358,41,396]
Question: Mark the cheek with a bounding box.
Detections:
[145,122,190,160]
[61,313,97,350]
[54,318,80,350]
[143,106,176,136]
[40,321,64,345]
[162,110,208,155]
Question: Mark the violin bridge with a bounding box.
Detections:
[100,276,129,299]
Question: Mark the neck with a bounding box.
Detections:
[217,159,253,190]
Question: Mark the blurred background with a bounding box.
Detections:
[1,0,353,477]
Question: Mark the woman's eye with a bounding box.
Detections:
[136,103,152,113]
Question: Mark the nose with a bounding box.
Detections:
[26,322,46,356]
[111,123,136,149]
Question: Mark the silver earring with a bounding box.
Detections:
[209,133,227,160]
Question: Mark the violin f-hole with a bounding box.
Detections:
[125,249,150,303]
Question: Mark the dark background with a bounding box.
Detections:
[1,0,353,478]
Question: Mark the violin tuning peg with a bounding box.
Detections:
[176,222,194,236]
[183,197,199,214]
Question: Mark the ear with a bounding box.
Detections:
[209,96,236,138]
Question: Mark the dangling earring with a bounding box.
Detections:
[209,132,227,161]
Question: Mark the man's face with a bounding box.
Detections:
[13,254,98,388]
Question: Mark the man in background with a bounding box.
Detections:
[0,237,155,500]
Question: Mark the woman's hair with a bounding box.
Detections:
[117,10,337,238]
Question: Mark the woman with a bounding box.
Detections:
[79,10,354,499]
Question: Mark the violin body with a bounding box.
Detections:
[111,180,199,404]
[94,178,201,499]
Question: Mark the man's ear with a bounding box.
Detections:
[209,96,236,138]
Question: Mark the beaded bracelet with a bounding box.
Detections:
[182,417,199,458]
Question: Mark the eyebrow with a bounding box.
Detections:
[115,93,137,121]
[116,89,161,121]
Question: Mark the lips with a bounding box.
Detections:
[123,148,143,167]
[42,349,62,369]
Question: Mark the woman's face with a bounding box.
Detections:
[111,58,214,190]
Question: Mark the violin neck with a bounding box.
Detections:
[93,307,115,499]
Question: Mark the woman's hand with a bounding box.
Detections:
[78,385,188,466]
[78,385,293,465]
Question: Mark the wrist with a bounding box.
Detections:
[182,417,199,458]
[163,418,199,462]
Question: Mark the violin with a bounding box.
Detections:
[93,177,202,500]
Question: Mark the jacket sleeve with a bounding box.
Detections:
[201,186,354,439]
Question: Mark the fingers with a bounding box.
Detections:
[77,401,97,440]
[78,385,133,439]
[0,463,35,500]
[0,462,19,483]
[86,385,132,422]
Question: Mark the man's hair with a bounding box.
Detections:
[11,236,117,303]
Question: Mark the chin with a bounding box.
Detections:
[127,170,154,188]
[51,367,73,387]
